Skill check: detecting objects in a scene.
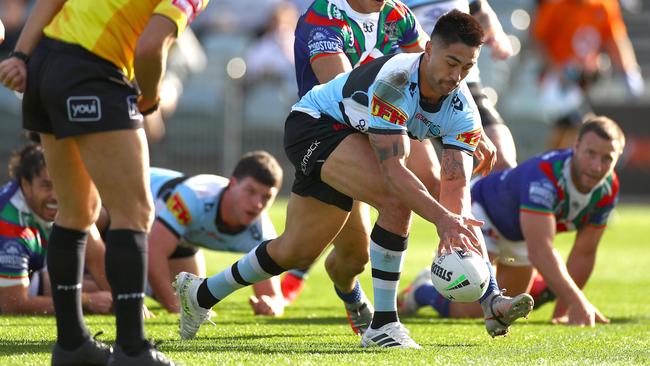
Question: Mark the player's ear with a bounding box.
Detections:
[229,176,239,187]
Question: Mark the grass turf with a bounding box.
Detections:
[1,202,649,365]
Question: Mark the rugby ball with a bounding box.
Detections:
[430,250,489,303]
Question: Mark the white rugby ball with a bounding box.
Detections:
[430,250,489,303]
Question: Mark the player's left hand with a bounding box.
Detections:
[249,294,285,317]
[0,57,28,92]
[473,133,497,176]
[484,31,513,61]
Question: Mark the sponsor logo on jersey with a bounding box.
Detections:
[362,21,374,33]
[308,28,343,56]
[172,0,204,23]
[67,96,101,122]
[455,128,481,148]
[408,82,417,96]
[528,180,556,210]
[452,95,464,111]
[0,240,27,269]
[167,193,192,226]
[371,95,407,125]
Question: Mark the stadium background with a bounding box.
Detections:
[0,0,648,197]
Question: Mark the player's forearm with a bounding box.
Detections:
[252,277,283,299]
[565,250,596,290]
[84,227,111,292]
[528,245,585,304]
[12,0,68,55]
[0,295,54,315]
[147,252,179,312]
[134,47,167,103]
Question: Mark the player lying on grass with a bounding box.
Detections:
[0,143,112,315]
[95,151,286,316]
[399,116,621,327]
[174,11,532,348]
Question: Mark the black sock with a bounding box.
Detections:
[196,279,218,309]
[371,311,399,329]
[47,225,90,350]
[105,229,147,355]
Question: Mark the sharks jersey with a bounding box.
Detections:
[294,0,426,97]
[150,168,277,253]
[0,181,50,288]
[292,52,482,153]
[472,149,619,241]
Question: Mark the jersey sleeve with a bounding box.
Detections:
[441,90,482,153]
[395,2,427,49]
[155,184,200,238]
[518,164,559,216]
[0,238,31,288]
[367,77,411,134]
[154,0,210,36]
[302,20,347,63]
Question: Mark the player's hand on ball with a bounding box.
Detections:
[249,295,285,317]
[436,212,483,256]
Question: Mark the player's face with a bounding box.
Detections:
[21,167,58,222]
[571,131,622,193]
[423,39,479,96]
[349,0,386,13]
[230,176,278,226]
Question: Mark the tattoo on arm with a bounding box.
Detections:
[441,149,466,181]
[369,134,405,163]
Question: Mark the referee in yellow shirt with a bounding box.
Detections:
[0,0,209,365]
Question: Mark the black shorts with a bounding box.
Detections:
[284,111,358,211]
[23,37,143,138]
[169,243,199,259]
[468,82,505,128]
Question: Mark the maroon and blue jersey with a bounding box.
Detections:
[471,149,619,241]
[294,0,426,97]
[0,181,49,288]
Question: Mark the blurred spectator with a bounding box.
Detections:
[532,0,644,149]
[244,1,299,91]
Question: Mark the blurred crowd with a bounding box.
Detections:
[1,0,648,178]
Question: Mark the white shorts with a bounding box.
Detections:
[472,202,531,267]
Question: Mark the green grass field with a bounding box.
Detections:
[1,202,649,365]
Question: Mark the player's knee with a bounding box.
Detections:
[376,196,411,224]
[109,198,154,231]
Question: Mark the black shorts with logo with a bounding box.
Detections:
[23,37,143,138]
[467,82,505,128]
[284,111,359,211]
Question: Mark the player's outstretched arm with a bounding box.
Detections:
[250,276,286,317]
[84,224,111,292]
[522,212,602,326]
[0,0,67,92]
[552,225,609,324]
[471,0,512,60]
[147,220,182,313]
[134,14,178,113]
[368,133,482,253]
[439,148,487,257]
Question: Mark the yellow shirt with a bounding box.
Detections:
[44,0,209,80]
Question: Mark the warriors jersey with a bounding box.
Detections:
[293,53,482,153]
[44,0,209,80]
[150,168,277,253]
[472,149,619,241]
[294,0,426,97]
[403,0,481,83]
[0,181,50,288]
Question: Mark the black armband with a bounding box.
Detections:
[469,0,483,15]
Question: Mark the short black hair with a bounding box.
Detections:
[232,150,283,188]
[431,9,484,48]
[578,115,626,152]
[8,143,46,183]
